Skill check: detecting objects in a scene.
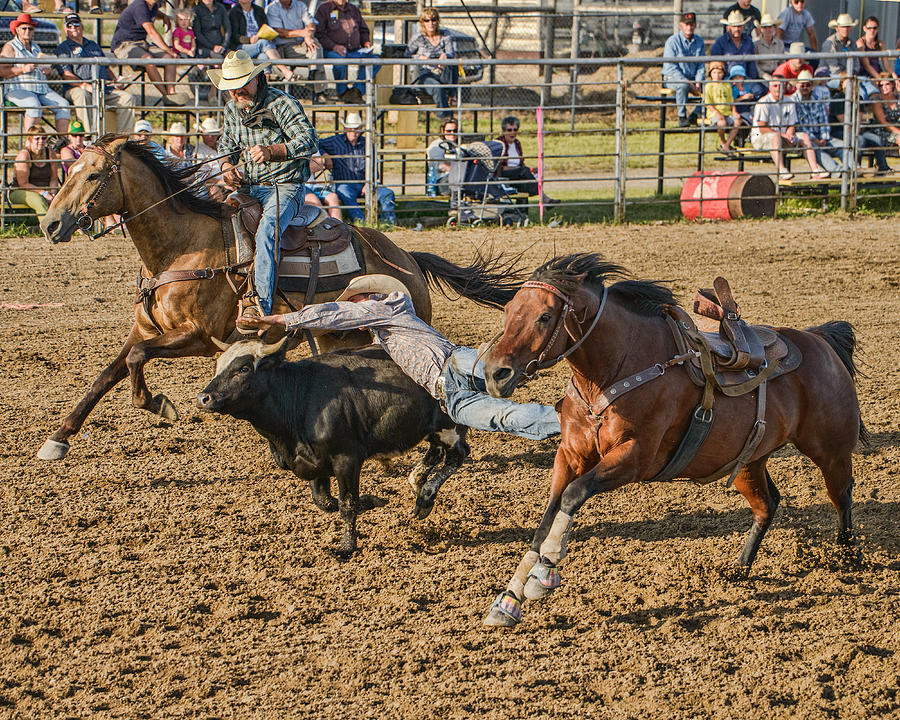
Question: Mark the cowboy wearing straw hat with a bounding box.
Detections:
[209,49,318,331]
[711,10,766,100]
[822,14,861,82]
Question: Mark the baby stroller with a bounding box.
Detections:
[445,141,529,227]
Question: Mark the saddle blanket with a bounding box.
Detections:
[278,241,364,294]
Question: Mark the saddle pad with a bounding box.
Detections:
[276,236,366,295]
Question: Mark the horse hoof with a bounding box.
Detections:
[154,394,179,421]
[412,500,434,520]
[523,561,561,601]
[483,592,521,627]
[37,438,70,461]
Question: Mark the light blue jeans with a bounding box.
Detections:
[442,347,560,441]
[6,88,70,119]
[662,74,693,119]
[335,182,396,225]
[325,49,381,95]
[247,183,305,315]
[240,39,276,58]
[813,137,845,173]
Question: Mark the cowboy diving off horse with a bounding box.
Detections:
[209,49,319,332]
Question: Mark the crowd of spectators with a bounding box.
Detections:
[663,7,900,178]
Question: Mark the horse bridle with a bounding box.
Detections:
[75,145,128,230]
[520,280,609,377]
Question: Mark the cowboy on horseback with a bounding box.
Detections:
[208,49,319,332]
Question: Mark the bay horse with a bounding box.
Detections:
[481,253,868,627]
[37,134,522,461]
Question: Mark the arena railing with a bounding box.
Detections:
[1,51,900,228]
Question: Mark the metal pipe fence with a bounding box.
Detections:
[3,51,900,228]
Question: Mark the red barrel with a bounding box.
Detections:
[680,171,776,220]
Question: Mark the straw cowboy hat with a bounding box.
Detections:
[207,50,270,91]
[757,13,782,28]
[829,13,858,29]
[10,13,36,33]
[797,69,814,82]
[788,41,807,55]
[165,121,188,136]
[341,111,364,129]
[336,274,410,302]
[196,117,221,135]
[721,10,751,25]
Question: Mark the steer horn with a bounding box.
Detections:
[257,336,289,357]
[210,336,230,352]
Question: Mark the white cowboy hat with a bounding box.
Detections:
[796,69,814,82]
[828,13,858,29]
[757,13,782,28]
[342,111,364,129]
[134,119,154,134]
[789,41,807,55]
[165,121,188,135]
[721,10,751,26]
[207,50,270,91]
[196,116,222,134]
[336,274,410,302]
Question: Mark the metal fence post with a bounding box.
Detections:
[848,75,860,214]
[569,4,582,134]
[0,85,6,229]
[95,78,105,136]
[614,62,626,223]
[365,67,377,225]
[839,56,854,213]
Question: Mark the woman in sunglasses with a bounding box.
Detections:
[856,16,885,81]
[495,115,558,205]
[405,8,457,118]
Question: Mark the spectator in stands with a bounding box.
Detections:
[132,119,167,161]
[195,116,221,159]
[426,118,458,196]
[772,42,814,95]
[721,0,761,31]
[56,13,136,135]
[315,0,380,104]
[856,17,886,83]
[777,0,817,51]
[319,111,396,225]
[59,119,86,176]
[754,14,784,80]
[823,13,860,83]
[405,7,457,118]
[228,0,293,82]
[703,61,742,155]
[165,121,196,160]
[662,11,704,127]
[0,14,71,135]
[10,127,58,223]
[729,64,755,127]
[871,74,900,149]
[751,77,797,179]
[829,74,892,174]
[111,0,187,105]
[173,10,197,57]
[304,153,342,219]
[192,117,230,200]
[266,0,322,94]
[794,70,844,177]
[711,11,765,100]
[495,115,558,204]
[193,0,230,58]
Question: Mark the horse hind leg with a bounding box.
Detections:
[731,459,781,577]
[816,454,863,563]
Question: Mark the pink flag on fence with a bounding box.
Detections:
[536,106,544,222]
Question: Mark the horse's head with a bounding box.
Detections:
[41,135,129,244]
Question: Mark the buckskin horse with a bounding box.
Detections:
[37,134,523,461]
[481,253,868,627]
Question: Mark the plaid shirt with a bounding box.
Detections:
[794,90,831,141]
[218,86,318,185]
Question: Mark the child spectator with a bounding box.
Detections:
[173,10,196,57]
[729,64,755,127]
[703,60,742,154]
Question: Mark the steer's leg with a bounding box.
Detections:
[332,454,363,558]
[39,324,147,460]
[126,328,211,420]
[308,475,338,512]
[413,426,469,519]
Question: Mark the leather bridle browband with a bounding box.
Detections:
[75,145,128,230]
[520,279,608,377]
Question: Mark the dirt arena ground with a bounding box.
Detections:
[1,217,898,719]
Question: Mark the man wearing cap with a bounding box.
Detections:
[133,119,168,161]
[711,10,766,100]
[772,42,814,95]
[241,274,562,441]
[56,13,136,134]
[662,12,705,127]
[777,0,817,51]
[794,70,845,177]
[209,49,318,330]
[319,112,396,225]
[754,14,784,79]
[822,14,861,82]
[0,14,71,135]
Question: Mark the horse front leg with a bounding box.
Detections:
[126,328,212,420]
[38,324,147,460]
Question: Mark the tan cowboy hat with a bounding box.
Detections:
[708,60,727,73]
[165,121,188,135]
[757,13,782,28]
[196,116,221,134]
[797,69,814,82]
[789,41,807,55]
[207,50,270,91]
[828,13,857,29]
[336,274,410,301]
[342,111,364,129]
[721,9,751,25]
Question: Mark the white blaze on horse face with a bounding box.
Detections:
[66,158,88,182]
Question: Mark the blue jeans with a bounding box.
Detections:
[335,182,396,225]
[247,183,305,315]
[413,67,458,116]
[813,137,845,173]
[325,49,380,95]
[662,74,693,119]
[859,131,891,171]
[240,39,276,58]
[6,88,70,119]
[442,347,560,441]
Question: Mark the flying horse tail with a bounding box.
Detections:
[410,250,528,310]
[807,320,871,448]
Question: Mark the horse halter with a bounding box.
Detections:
[520,280,609,377]
[75,145,128,230]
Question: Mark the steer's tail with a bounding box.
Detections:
[808,320,871,448]
[410,249,527,310]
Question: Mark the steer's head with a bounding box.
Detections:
[195,337,289,414]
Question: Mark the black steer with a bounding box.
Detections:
[196,338,469,556]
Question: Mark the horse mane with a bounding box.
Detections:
[530,253,679,316]
[95,133,229,220]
